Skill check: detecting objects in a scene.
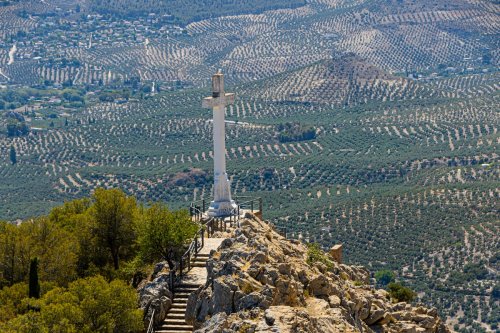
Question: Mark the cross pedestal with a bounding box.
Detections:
[202,71,237,217]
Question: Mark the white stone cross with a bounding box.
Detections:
[202,71,237,217]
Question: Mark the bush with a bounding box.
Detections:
[306,243,333,270]
[387,282,416,303]
[375,270,395,286]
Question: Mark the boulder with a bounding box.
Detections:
[364,307,385,325]
[138,273,173,328]
[309,274,332,297]
[328,295,341,308]
[194,312,229,333]
[329,245,343,264]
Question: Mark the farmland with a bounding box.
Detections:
[0,0,498,331]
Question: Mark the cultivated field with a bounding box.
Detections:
[0,0,498,331]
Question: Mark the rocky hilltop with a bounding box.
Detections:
[186,214,450,333]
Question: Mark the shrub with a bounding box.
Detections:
[306,243,333,270]
[375,270,395,286]
[387,282,416,303]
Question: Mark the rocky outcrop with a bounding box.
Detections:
[138,264,173,329]
[186,214,450,333]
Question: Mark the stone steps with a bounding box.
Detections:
[155,256,209,333]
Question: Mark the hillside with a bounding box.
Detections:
[0,0,498,331]
[88,0,306,25]
[242,55,434,105]
[186,214,450,333]
[0,0,497,86]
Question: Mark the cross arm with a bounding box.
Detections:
[202,93,235,109]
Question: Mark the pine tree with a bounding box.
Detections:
[29,257,40,299]
[9,145,16,164]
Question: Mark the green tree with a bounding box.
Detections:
[90,189,137,270]
[2,311,47,333]
[54,275,142,333]
[21,218,79,286]
[0,218,79,288]
[0,283,28,323]
[375,270,395,286]
[9,146,16,164]
[492,284,500,299]
[0,221,29,287]
[137,203,198,269]
[28,258,40,299]
[3,276,142,333]
[387,282,416,303]
[49,198,92,232]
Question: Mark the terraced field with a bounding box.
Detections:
[0,0,498,86]
[0,0,498,332]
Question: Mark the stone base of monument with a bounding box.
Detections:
[207,200,238,217]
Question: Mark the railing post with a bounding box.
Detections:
[202,228,205,248]
[259,198,263,215]
[251,201,254,213]
[195,237,199,254]
[188,252,191,271]
[203,199,206,213]
[169,270,174,294]
[180,260,183,277]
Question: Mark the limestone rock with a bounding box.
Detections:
[138,273,173,328]
[309,273,332,297]
[188,214,450,333]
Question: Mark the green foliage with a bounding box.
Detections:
[1,276,142,333]
[88,0,305,24]
[97,89,130,103]
[387,282,416,303]
[492,284,500,299]
[9,146,16,164]
[0,219,78,288]
[137,203,198,269]
[90,188,137,270]
[0,87,83,111]
[277,122,316,143]
[449,262,489,284]
[0,283,28,323]
[375,270,395,286]
[28,258,40,299]
[6,120,29,137]
[306,243,333,270]
[49,198,92,232]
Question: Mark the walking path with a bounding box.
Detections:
[156,237,225,333]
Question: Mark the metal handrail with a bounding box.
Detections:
[146,309,155,333]
[233,197,263,221]
[179,223,206,276]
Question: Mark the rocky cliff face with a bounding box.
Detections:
[186,214,450,333]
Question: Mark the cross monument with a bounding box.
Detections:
[202,71,238,217]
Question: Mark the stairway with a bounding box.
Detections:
[155,253,210,333]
